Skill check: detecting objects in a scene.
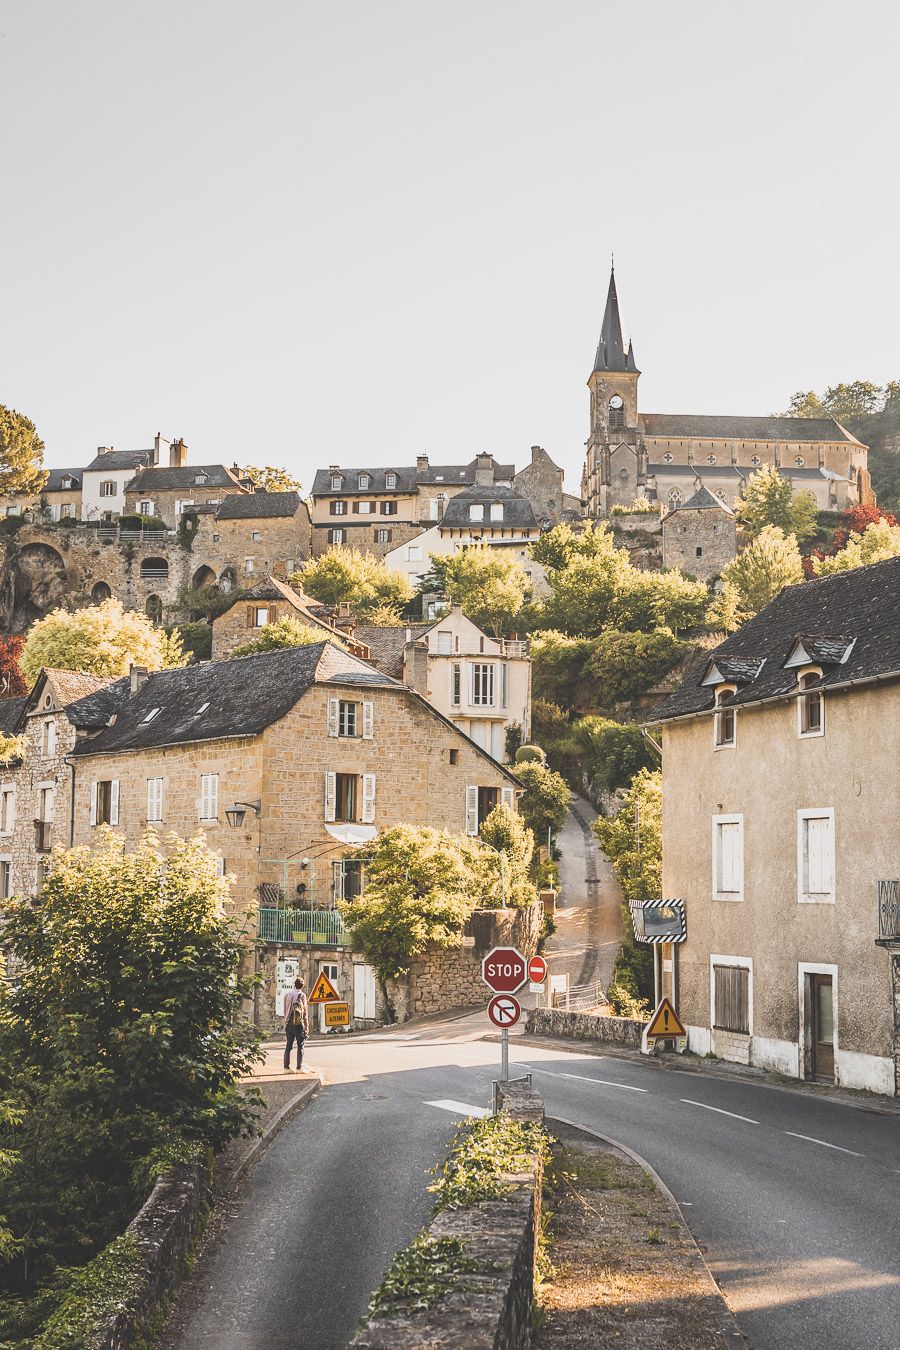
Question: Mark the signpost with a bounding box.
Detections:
[482,946,526,1081]
[309,970,340,1004]
[324,1001,350,1028]
[641,996,687,1055]
[528,954,547,984]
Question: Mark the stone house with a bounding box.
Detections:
[82,448,155,522]
[512,445,582,526]
[124,463,249,526]
[211,576,371,661]
[582,267,873,517]
[357,606,531,759]
[0,467,86,524]
[652,555,900,1095]
[64,641,519,1029]
[195,492,310,584]
[660,485,737,579]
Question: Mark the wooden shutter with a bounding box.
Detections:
[451,663,461,707]
[269,605,277,624]
[501,786,515,810]
[362,774,376,823]
[327,698,339,737]
[246,605,254,628]
[324,772,336,822]
[7,788,14,832]
[110,780,120,826]
[362,701,374,740]
[90,781,98,826]
[465,786,479,836]
[713,965,750,1034]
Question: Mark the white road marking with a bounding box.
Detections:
[680,1099,759,1125]
[532,1068,648,1093]
[425,1100,491,1118]
[784,1130,863,1157]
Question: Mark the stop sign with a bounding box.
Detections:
[528,954,548,984]
[482,946,526,994]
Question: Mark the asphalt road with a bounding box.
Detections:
[168,1019,900,1350]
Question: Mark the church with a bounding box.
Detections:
[581,269,873,517]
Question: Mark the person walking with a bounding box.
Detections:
[283,977,309,1072]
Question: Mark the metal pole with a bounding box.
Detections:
[500,850,506,907]
[501,1027,509,1081]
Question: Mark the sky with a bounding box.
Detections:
[1,1,898,492]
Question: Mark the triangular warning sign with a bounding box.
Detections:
[646,996,686,1039]
[309,971,340,1003]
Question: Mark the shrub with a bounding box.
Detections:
[515,744,545,764]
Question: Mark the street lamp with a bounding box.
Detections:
[224,799,261,829]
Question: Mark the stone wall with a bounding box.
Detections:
[662,506,737,580]
[404,903,543,1018]
[526,1006,646,1048]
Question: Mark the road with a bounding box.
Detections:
[543,794,623,999]
[165,1017,900,1350]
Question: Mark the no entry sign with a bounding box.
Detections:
[482,946,526,994]
[487,994,521,1029]
[528,955,548,984]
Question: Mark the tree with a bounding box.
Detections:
[20,599,186,686]
[584,629,689,707]
[708,527,803,628]
[229,616,344,658]
[734,465,818,542]
[424,546,529,635]
[529,520,614,572]
[478,803,537,908]
[592,769,660,1006]
[0,830,260,1289]
[513,761,570,843]
[240,465,301,492]
[297,548,415,615]
[0,405,48,498]
[0,634,26,698]
[571,716,657,796]
[783,381,888,422]
[810,518,900,576]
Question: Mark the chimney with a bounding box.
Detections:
[170,438,188,468]
[329,464,340,472]
[474,452,494,486]
[129,664,149,696]
[531,445,545,462]
[416,454,429,475]
[96,446,112,456]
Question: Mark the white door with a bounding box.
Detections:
[353,963,377,1022]
[318,960,340,1033]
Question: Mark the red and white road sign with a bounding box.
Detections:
[482,946,526,994]
[528,954,548,984]
[487,994,521,1029]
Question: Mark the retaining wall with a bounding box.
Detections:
[526,1005,646,1048]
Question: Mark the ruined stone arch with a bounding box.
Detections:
[140,557,169,581]
[192,564,217,590]
[145,594,163,624]
[91,581,113,604]
[13,543,69,628]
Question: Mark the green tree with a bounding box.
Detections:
[584,629,689,707]
[297,548,415,615]
[733,465,818,542]
[240,465,301,492]
[593,768,661,1006]
[784,380,891,423]
[424,546,529,635]
[571,716,656,796]
[230,615,344,657]
[478,803,537,908]
[529,520,615,571]
[708,526,803,627]
[810,518,900,575]
[0,830,260,1287]
[513,761,570,844]
[0,404,49,498]
[529,630,596,705]
[21,599,186,686]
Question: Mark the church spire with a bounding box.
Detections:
[593,264,636,373]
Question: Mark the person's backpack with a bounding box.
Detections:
[291,993,307,1030]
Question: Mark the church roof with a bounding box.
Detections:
[641,414,864,446]
[673,485,734,514]
[592,268,639,374]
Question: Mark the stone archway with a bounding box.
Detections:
[14,543,69,627]
[145,594,163,625]
[192,564,217,590]
[140,557,169,582]
[91,581,113,604]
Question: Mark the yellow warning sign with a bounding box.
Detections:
[309,971,340,1004]
[324,1001,350,1027]
[645,997,686,1039]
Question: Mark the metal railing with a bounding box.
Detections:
[547,980,609,1012]
[876,880,900,946]
[257,907,351,947]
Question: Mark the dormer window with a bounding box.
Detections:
[469,504,484,521]
[195,472,208,485]
[798,671,824,737]
[714,687,736,748]
[358,474,370,490]
[331,475,342,490]
[490,502,503,522]
[385,472,397,489]
[61,475,73,489]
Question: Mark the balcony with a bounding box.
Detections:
[258,907,351,947]
[34,820,52,853]
[876,880,900,947]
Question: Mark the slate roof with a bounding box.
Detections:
[353,624,431,679]
[642,414,863,445]
[69,643,382,756]
[43,468,83,492]
[126,464,245,492]
[593,267,639,374]
[61,677,133,729]
[0,697,27,735]
[673,485,734,514]
[44,670,119,709]
[439,483,538,530]
[311,459,516,496]
[220,576,350,641]
[215,491,301,520]
[84,450,154,473]
[652,554,900,723]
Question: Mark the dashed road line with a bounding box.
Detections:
[425,1099,491,1118]
[784,1130,863,1157]
[680,1099,759,1125]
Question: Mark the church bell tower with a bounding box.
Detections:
[584,266,644,515]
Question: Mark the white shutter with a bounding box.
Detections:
[469,664,476,705]
[362,774,376,823]
[717,821,742,893]
[333,860,345,901]
[147,778,163,822]
[806,817,833,894]
[110,779,120,826]
[362,701,374,740]
[451,663,461,707]
[465,785,479,836]
[7,788,14,832]
[500,663,509,710]
[324,772,337,822]
[501,786,515,810]
[47,721,56,756]
[90,781,98,826]
[327,698,339,737]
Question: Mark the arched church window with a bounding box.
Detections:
[608,395,625,431]
[667,488,682,509]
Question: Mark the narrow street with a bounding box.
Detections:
[162,1017,900,1350]
[542,794,624,998]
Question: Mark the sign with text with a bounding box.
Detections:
[482,946,526,994]
[324,1001,350,1028]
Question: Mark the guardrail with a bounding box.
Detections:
[257,907,351,947]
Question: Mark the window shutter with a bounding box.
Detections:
[8,789,14,832]
[333,860,345,902]
[324,772,336,822]
[465,786,479,836]
[327,698,339,737]
[500,664,509,710]
[469,664,476,705]
[110,780,120,826]
[501,786,515,810]
[362,774,376,823]
[90,781,98,826]
[362,701,374,739]
[247,606,254,628]
[806,817,832,893]
[717,821,742,893]
[48,721,56,756]
[269,605,277,623]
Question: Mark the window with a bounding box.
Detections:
[750,455,760,466]
[795,456,805,467]
[667,488,681,509]
[61,503,74,518]
[451,662,461,707]
[798,673,824,737]
[663,452,674,463]
[333,858,364,902]
[0,859,10,898]
[142,707,161,724]
[330,529,347,545]
[5,506,20,517]
[374,529,392,544]
[194,472,208,485]
[436,630,453,655]
[99,480,117,497]
[254,606,270,627]
[449,748,459,765]
[469,504,484,522]
[358,474,370,490]
[471,663,495,707]
[138,500,153,515]
[381,501,398,515]
[327,698,373,739]
[91,779,120,827]
[608,396,625,430]
[199,774,219,822]
[707,454,717,464]
[500,663,509,710]
[385,473,397,489]
[41,719,56,757]
[713,962,750,1034]
[245,557,255,574]
[0,786,14,833]
[251,530,263,542]
[352,500,373,514]
[330,500,347,515]
[798,809,835,903]
[712,815,743,900]
[61,476,73,489]
[147,777,163,822]
[407,544,422,560]
[331,475,342,490]
[325,772,376,823]
[490,502,503,522]
[713,689,735,748]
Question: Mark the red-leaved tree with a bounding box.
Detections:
[0,635,27,699]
